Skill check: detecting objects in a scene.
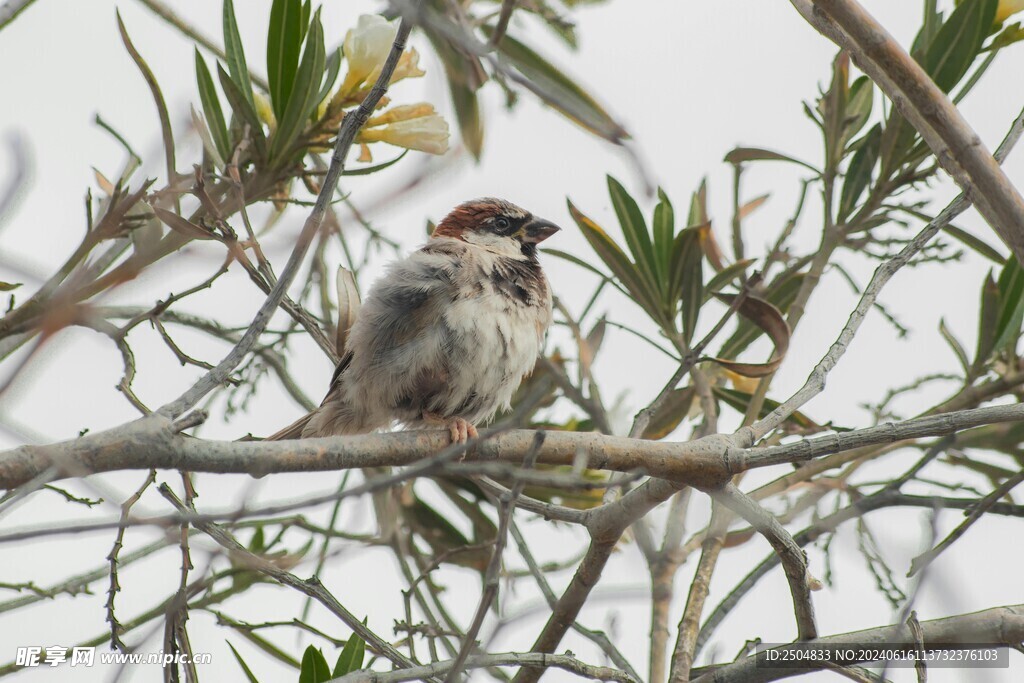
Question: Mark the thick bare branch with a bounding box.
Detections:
[796,0,1024,263]
[691,603,1024,683]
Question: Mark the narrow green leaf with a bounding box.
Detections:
[0,282,22,292]
[653,188,675,291]
[300,0,311,43]
[713,387,819,429]
[608,176,658,292]
[223,0,255,109]
[939,318,970,376]
[724,147,819,174]
[317,48,343,110]
[992,258,1024,353]
[846,76,874,136]
[227,641,262,683]
[218,63,267,160]
[568,200,665,326]
[704,259,755,299]
[674,228,704,345]
[270,8,325,163]
[195,50,232,160]
[642,387,695,440]
[268,0,304,120]
[332,635,366,677]
[839,123,881,222]
[342,150,407,176]
[973,270,1000,371]
[541,247,612,280]
[485,29,627,142]
[298,646,331,683]
[450,80,484,160]
[922,0,997,93]
[192,106,226,169]
[941,224,1005,263]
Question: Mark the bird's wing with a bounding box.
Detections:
[341,239,467,412]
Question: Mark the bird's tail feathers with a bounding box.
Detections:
[266,412,314,441]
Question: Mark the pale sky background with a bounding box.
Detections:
[0,1,1023,681]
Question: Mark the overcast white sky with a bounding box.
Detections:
[1,1,1023,681]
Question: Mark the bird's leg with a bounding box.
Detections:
[421,412,478,444]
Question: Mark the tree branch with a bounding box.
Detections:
[691,603,1024,683]
[797,0,1024,264]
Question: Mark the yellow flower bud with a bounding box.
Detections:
[253,91,276,131]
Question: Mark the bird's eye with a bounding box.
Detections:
[494,217,510,231]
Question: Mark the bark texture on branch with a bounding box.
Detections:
[692,603,1024,683]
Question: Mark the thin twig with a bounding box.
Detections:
[445,432,545,681]
[159,19,412,418]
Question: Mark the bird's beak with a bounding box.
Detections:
[521,218,561,243]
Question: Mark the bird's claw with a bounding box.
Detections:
[448,417,478,444]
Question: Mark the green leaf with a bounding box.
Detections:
[485,29,627,143]
[713,387,819,429]
[941,224,1004,263]
[268,0,304,120]
[642,387,695,440]
[673,227,704,345]
[270,8,326,163]
[223,0,255,109]
[973,270,1000,371]
[227,641,262,683]
[542,247,613,281]
[195,50,232,161]
[317,48,343,110]
[342,150,408,176]
[332,635,366,677]
[724,147,819,174]
[298,646,331,683]
[839,123,881,221]
[248,527,265,553]
[300,0,311,43]
[653,188,675,291]
[842,76,874,148]
[704,259,755,299]
[608,176,658,292]
[218,63,267,160]
[450,80,484,160]
[939,318,970,376]
[0,282,22,292]
[992,258,1024,353]
[922,0,998,93]
[568,200,664,326]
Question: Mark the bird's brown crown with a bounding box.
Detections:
[432,198,531,240]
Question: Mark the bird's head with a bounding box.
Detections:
[432,198,560,258]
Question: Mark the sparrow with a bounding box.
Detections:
[269,197,559,443]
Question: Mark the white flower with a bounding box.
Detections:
[359,104,450,155]
[340,15,398,95]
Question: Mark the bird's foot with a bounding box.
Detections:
[447,417,478,444]
[421,412,478,444]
